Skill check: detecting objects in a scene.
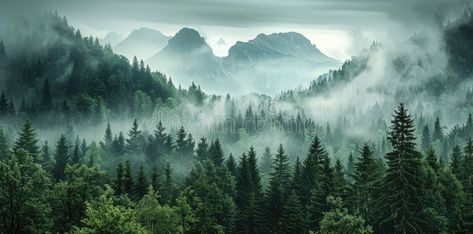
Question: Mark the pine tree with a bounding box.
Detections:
[162,162,176,204]
[432,117,443,143]
[307,151,334,231]
[71,136,82,164]
[103,122,113,150]
[421,125,431,151]
[259,146,272,177]
[126,119,142,154]
[176,126,187,157]
[135,165,148,200]
[196,137,209,161]
[351,144,381,225]
[0,129,9,160]
[209,138,225,166]
[346,152,355,182]
[279,192,304,234]
[123,160,134,196]
[226,153,237,177]
[426,147,440,172]
[262,144,291,232]
[150,166,161,191]
[115,162,125,195]
[377,104,425,233]
[40,78,52,112]
[333,159,347,199]
[450,145,462,175]
[300,136,326,207]
[236,147,263,233]
[12,121,40,161]
[40,141,52,170]
[53,135,70,180]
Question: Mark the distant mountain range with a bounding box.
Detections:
[108,27,341,95]
[113,28,170,61]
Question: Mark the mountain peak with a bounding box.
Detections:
[166,28,207,52]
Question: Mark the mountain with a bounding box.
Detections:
[225,32,337,67]
[147,29,340,95]
[222,32,340,94]
[100,32,123,47]
[114,27,170,61]
[147,28,237,94]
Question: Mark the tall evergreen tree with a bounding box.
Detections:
[123,160,134,196]
[13,121,40,161]
[40,141,52,170]
[134,165,148,200]
[450,145,462,175]
[209,139,225,166]
[261,144,291,232]
[126,119,142,154]
[421,125,431,151]
[196,137,209,161]
[226,153,237,177]
[103,122,113,150]
[432,117,443,143]
[162,162,176,204]
[351,144,381,225]
[377,104,425,233]
[426,147,440,172]
[115,162,125,195]
[53,135,70,180]
[175,126,187,157]
[150,166,161,192]
[279,192,304,234]
[333,159,347,200]
[259,146,272,176]
[0,129,9,160]
[300,136,326,207]
[71,136,82,164]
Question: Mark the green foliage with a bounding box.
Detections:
[0,149,52,233]
[73,189,148,234]
[317,196,373,234]
[377,104,425,233]
[53,135,70,180]
[12,121,40,161]
[51,164,106,232]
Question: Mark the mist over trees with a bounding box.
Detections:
[1,9,473,234]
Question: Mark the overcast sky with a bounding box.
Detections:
[1,0,470,59]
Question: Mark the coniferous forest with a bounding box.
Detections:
[2,2,473,234]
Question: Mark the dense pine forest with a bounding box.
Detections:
[1,6,473,234]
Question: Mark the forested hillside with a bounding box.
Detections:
[2,9,473,234]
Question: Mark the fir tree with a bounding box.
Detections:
[196,137,209,161]
[377,104,425,233]
[12,121,40,161]
[126,119,142,154]
[421,125,431,151]
[450,145,462,175]
[432,117,443,143]
[279,192,304,234]
[209,138,225,166]
[300,136,326,207]
[71,136,82,164]
[40,141,52,170]
[0,129,9,160]
[259,146,272,176]
[176,126,187,157]
[426,147,440,172]
[103,122,113,150]
[150,166,161,192]
[123,160,134,196]
[134,165,148,200]
[351,144,381,225]
[226,153,237,177]
[261,144,291,232]
[333,159,347,199]
[162,162,176,204]
[115,162,125,195]
[53,135,70,180]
